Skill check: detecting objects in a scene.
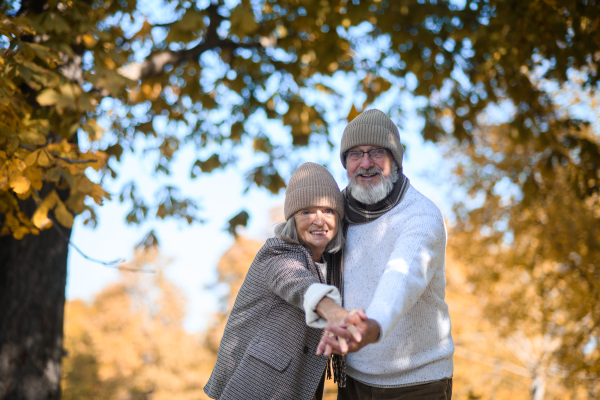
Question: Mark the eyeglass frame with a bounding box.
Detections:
[344,147,390,163]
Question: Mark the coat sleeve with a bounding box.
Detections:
[262,251,325,311]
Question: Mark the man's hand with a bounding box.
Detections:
[317,309,366,356]
[313,298,370,356]
[316,312,380,356]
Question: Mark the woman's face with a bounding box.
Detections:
[294,206,338,260]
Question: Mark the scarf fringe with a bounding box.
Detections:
[326,354,346,388]
[325,244,346,388]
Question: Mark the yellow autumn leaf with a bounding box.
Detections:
[18,128,47,145]
[36,88,60,106]
[82,33,98,49]
[165,9,205,43]
[55,200,74,228]
[32,203,53,229]
[25,167,43,191]
[89,184,108,205]
[25,150,39,166]
[13,158,27,171]
[82,119,105,142]
[0,167,8,189]
[89,151,108,171]
[9,175,31,194]
[74,176,94,193]
[13,226,29,240]
[32,191,58,229]
[38,150,52,167]
[346,104,359,122]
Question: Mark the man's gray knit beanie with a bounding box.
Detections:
[284,162,344,220]
[340,109,403,169]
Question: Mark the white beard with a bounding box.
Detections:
[348,164,399,205]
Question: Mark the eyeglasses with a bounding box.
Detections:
[345,148,388,162]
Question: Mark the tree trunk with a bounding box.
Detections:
[531,372,547,400]
[0,222,70,400]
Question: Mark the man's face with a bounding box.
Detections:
[345,145,394,188]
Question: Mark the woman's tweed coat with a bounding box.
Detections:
[204,238,329,400]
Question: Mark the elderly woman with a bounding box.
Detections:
[204,163,359,400]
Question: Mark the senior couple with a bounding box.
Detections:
[204,110,454,400]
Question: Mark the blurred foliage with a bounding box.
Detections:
[445,251,594,400]
[446,80,599,394]
[62,248,214,399]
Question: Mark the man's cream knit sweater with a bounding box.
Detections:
[305,184,454,388]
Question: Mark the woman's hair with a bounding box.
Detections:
[273,212,344,254]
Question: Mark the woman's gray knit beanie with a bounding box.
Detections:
[284,162,344,220]
[339,109,404,169]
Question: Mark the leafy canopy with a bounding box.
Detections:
[2,0,598,238]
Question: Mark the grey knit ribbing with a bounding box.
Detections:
[340,109,404,168]
[284,162,344,220]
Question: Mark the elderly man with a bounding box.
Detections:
[311,109,454,399]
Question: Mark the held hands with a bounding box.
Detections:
[316,309,381,356]
[318,309,365,356]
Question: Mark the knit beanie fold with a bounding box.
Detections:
[284,162,344,220]
[339,109,403,168]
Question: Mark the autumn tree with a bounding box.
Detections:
[2,0,599,398]
[445,250,594,400]
[61,247,212,400]
[446,103,599,397]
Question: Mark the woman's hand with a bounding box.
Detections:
[321,309,366,356]
[316,310,379,356]
[315,298,366,356]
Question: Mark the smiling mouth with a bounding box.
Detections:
[310,230,328,236]
[355,168,382,179]
[359,173,378,178]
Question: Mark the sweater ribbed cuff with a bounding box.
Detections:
[303,283,341,328]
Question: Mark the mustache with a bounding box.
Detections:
[353,167,383,178]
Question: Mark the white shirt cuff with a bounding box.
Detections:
[303,283,341,328]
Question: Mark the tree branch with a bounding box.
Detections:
[57,157,98,164]
[118,2,264,81]
[52,220,155,273]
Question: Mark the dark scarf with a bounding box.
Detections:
[324,249,346,387]
[343,171,410,225]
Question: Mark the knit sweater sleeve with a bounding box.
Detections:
[365,204,447,341]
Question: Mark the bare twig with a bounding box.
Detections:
[52,220,155,273]
[56,157,98,164]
